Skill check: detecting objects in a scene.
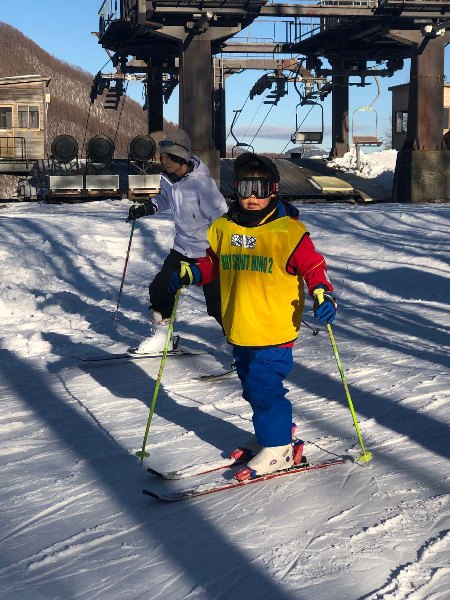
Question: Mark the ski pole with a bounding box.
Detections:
[113,219,136,323]
[302,318,320,336]
[135,288,181,465]
[326,323,373,463]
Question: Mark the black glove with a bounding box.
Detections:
[126,201,157,223]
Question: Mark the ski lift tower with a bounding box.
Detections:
[292,0,450,200]
[97,0,266,181]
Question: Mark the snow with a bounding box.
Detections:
[1,151,450,599]
[329,148,398,177]
[327,148,398,194]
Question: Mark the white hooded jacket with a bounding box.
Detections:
[152,155,227,258]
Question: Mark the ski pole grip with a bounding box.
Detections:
[313,287,325,303]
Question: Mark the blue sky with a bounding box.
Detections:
[1,1,447,153]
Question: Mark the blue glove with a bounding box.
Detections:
[168,261,202,293]
[313,286,337,324]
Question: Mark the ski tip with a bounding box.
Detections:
[142,488,162,500]
[143,488,181,502]
[195,369,236,381]
[147,467,167,478]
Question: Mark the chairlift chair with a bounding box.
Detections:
[290,101,324,155]
[352,108,383,171]
[351,107,383,148]
[231,142,255,158]
[351,76,383,170]
[229,109,255,157]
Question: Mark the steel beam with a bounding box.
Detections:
[179,37,220,180]
[147,63,164,135]
[220,58,312,75]
[386,28,450,44]
[405,36,445,150]
[260,3,450,18]
[329,62,350,158]
[220,42,295,53]
[260,4,375,17]
[151,8,249,15]
[392,34,448,201]
[213,61,227,157]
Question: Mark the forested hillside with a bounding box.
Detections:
[0,22,175,198]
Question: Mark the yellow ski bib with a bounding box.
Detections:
[207,216,308,346]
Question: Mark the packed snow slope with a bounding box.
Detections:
[1,160,449,598]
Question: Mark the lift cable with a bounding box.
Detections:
[226,91,251,141]
[81,56,114,156]
[229,110,255,156]
[241,94,268,141]
[240,71,289,147]
[276,62,316,158]
[248,102,276,147]
[293,60,305,99]
[228,89,271,153]
[352,75,382,147]
[226,55,307,148]
[356,75,380,113]
[82,102,93,158]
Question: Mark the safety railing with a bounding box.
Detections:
[320,0,377,7]
[98,0,119,35]
[0,136,27,160]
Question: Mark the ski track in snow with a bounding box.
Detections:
[1,189,450,599]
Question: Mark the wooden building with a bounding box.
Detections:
[389,82,450,151]
[0,75,51,168]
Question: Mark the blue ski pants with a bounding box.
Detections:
[232,346,294,447]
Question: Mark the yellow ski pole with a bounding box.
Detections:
[326,322,373,463]
[135,289,181,465]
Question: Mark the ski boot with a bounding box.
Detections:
[230,423,297,462]
[128,311,178,355]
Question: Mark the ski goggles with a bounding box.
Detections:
[234,178,277,199]
[158,140,190,152]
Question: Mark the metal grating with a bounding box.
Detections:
[153,1,266,8]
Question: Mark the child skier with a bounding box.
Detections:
[168,152,336,479]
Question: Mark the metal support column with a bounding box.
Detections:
[393,37,450,201]
[405,37,445,150]
[147,62,164,135]
[329,63,349,159]
[179,37,220,182]
[213,58,227,157]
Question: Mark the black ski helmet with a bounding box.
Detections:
[234,152,280,183]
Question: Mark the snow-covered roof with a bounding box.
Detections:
[0,74,51,86]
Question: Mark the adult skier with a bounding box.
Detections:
[126,129,227,354]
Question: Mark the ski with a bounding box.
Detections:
[75,348,206,363]
[143,456,350,502]
[147,455,248,480]
[147,434,331,480]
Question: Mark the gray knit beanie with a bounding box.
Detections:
[159,129,192,162]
